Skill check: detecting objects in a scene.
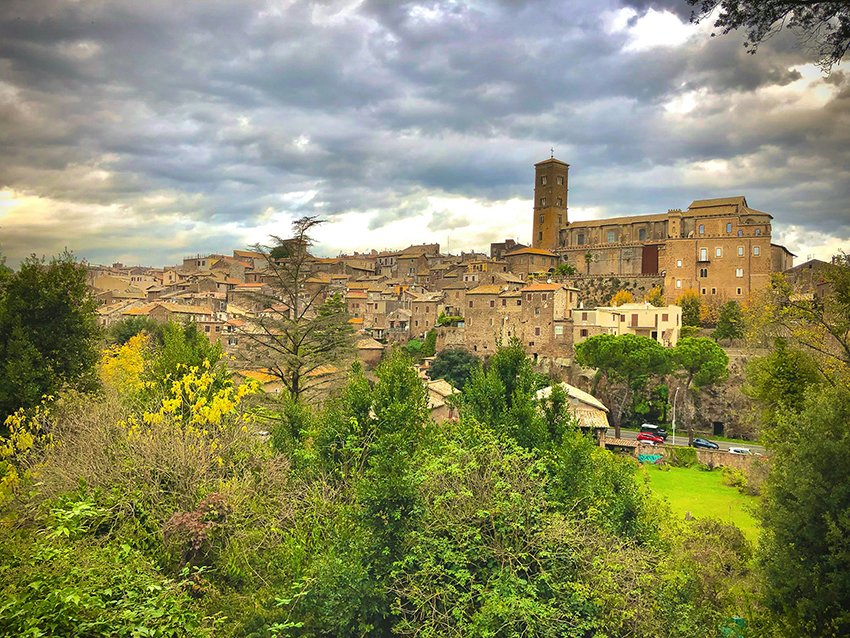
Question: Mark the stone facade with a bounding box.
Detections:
[528,158,795,304]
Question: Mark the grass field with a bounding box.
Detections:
[643,465,761,542]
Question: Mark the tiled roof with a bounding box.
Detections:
[467,285,503,295]
[520,283,564,292]
[504,247,557,257]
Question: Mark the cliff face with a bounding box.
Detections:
[686,352,760,441]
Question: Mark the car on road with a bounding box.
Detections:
[637,431,664,445]
[640,424,668,440]
[729,447,751,455]
[693,438,719,450]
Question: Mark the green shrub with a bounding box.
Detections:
[669,446,699,468]
[722,466,748,491]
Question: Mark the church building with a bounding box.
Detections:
[529,157,795,302]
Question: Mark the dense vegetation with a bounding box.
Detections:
[2,251,850,637]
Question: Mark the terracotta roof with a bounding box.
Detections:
[234,283,267,289]
[122,303,158,316]
[520,283,564,292]
[427,378,457,398]
[346,291,368,299]
[688,196,747,209]
[605,438,639,448]
[357,337,385,350]
[234,369,278,384]
[534,157,569,167]
[504,247,557,257]
[467,285,504,295]
[233,250,265,259]
[536,382,609,413]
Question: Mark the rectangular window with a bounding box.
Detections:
[755,229,761,236]
[527,294,532,301]
[662,313,668,322]
[538,232,543,241]
[716,247,722,257]
[556,199,563,207]
[631,314,638,327]
[699,224,705,235]
[711,288,716,295]
[502,298,506,307]
[517,299,521,306]
[540,198,546,206]
[204,325,210,332]
[580,328,588,337]
[754,246,760,256]
[557,175,564,185]
[542,293,547,301]
[639,228,646,241]
[535,327,540,336]
[738,246,744,256]
[468,300,473,308]
[577,234,585,245]
[425,320,429,327]
[676,259,682,268]
[701,288,707,295]
[535,308,540,315]
[539,214,544,223]
[700,268,708,278]
[415,320,419,327]
[555,325,563,335]
[736,268,744,277]
[581,312,588,320]
[489,300,495,308]
[455,292,459,298]
[425,306,430,313]
[737,287,742,295]
[607,230,615,243]
[676,280,682,288]
[541,175,547,185]
[700,248,707,261]
[727,222,732,232]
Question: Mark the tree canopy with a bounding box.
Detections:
[0,252,100,421]
[427,347,477,390]
[711,300,744,344]
[231,217,356,401]
[688,0,850,72]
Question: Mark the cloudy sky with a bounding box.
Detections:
[1,0,847,269]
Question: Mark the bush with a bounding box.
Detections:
[722,466,748,491]
[669,446,699,468]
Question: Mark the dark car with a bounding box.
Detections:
[693,438,719,450]
[640,424,668,440]
[637,432,664,445]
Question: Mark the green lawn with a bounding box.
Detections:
[643,465,761,542]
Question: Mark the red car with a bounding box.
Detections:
[636,432,664,445]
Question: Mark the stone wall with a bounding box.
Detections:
[550,274,664,308]
[635,442,757,470]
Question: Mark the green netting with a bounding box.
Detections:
[638,454,663,464]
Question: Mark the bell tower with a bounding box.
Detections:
[531,157,569,249]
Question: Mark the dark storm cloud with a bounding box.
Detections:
[0,0,847,266]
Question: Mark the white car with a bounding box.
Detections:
[728,447,751,455]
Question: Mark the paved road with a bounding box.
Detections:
[606,429,766,455]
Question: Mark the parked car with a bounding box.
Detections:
[729,447,751,455]
[640,424,668,440]
[637,432,664,444]
[693,438,719,450]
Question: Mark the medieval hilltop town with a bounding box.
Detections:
[88,157,820,435]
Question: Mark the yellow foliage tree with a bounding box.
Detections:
[1,401,57,514]
[99,331,150,399]
[610,290,634,307]
[644,286,664,307]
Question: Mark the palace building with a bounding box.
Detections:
[530,157,795,302]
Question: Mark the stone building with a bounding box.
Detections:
[528,157,795,303]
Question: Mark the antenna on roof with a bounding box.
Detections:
[550,147,554,158]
